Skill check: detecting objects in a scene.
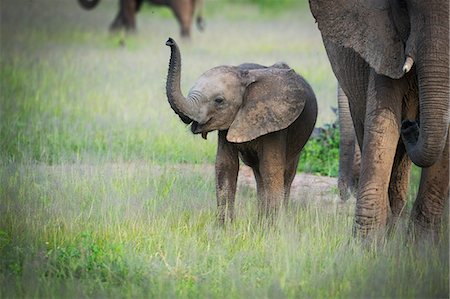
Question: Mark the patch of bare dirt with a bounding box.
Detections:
[237,165,339,202]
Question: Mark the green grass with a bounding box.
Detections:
[1,0,447,298]
[1,163,448,298]
[1,0,336,165]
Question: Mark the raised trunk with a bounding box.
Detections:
[401,0,449,168]
[165,38,194,124]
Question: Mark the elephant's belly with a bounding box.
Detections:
[236,145,259,169]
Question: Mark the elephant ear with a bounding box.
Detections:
[227,68,308,143]
[309,0,405,79]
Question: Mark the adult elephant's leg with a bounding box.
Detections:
[123,0,137,31]
[354,71,407,237]
[352,142,361,188]
[388,84,418,228]
[283,154,299,209]
[388,142,412,224]
[194,0,205,31]
[409,128,449,241]
[322,40,370,149]
[171,0,193,38]
[110,0,137,31]
[338,85,358,201]
[215,131,239,225]
[110,1,125,31]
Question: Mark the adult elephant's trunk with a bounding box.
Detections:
[165,38,194,124]
[401,0,449,168]
[78,0,100,10]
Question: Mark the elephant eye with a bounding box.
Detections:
[214,97,224,105]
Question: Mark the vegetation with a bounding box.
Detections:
[1,0,447,298]
[301,123,340,177]
[1,163,448,298]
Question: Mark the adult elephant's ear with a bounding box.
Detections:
[309,0,405,79]
[227,68,309,143]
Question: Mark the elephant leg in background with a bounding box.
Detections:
[171,0,194,38]
[354,71,408,237]
[252,168,266,220]
[215,131,239,225]
[194,0,205,31]
[410,128,449,240]
[387,141,412,227]
[283,154,300,209]
[110,0,138,32]
[352,143,361,186]
[338,85,360,201]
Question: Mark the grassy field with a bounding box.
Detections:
[1,0,448,298]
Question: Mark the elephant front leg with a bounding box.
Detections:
[215,131,239,225]
[409,128,449,241]
[354,73,405,238]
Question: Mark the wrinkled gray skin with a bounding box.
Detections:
[310,0,449,240]
[337,85,360,202]
[165,38,318,223]
[78,0,204,37]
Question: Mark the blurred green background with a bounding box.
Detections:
[1,0,338,173]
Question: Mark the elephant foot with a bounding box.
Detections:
[408,220,445,244]
[408,203,447,243]
[338,179,353,202]
[353,204,389,240]
[352,223,388,247]
[180,30,191,39]
[196,16,205,31]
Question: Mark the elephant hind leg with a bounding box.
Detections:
[387,141,412,230]
[409,129,449,241]
[338,85,359,201]
[171,1,194,38]
[253,168,266,220]
[110,0,137,32]
[283,155,300,209]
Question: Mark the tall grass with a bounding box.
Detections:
[1,163,448,298]
[1,0,447,298]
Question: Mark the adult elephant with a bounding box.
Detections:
[309,0,449,239]
[78,0,205,37]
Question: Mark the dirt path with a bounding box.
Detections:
[237,165,339,202]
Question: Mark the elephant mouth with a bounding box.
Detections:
[191,121,211,140]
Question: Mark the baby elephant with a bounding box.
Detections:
[165,38,317,223]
